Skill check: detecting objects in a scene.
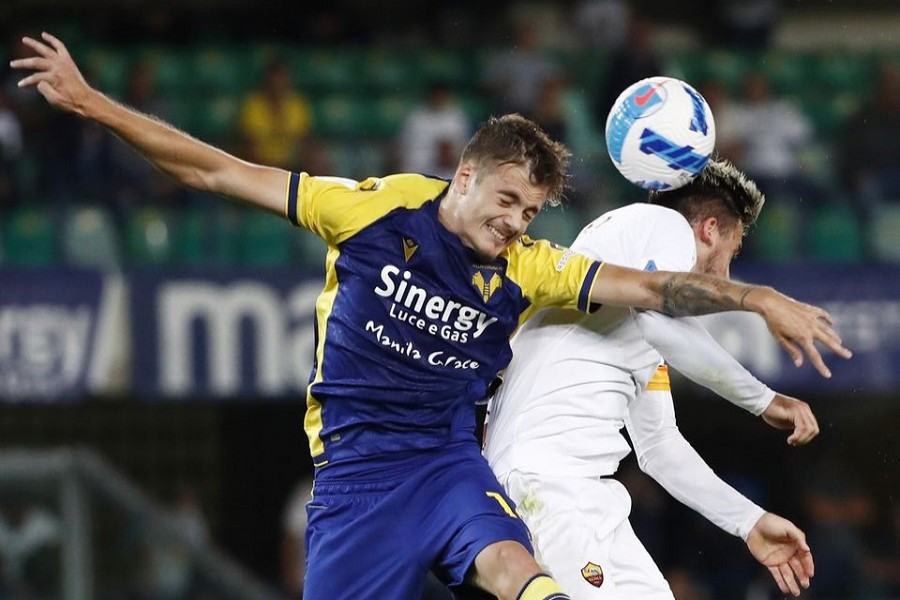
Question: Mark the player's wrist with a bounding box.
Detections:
[740,285,776,315]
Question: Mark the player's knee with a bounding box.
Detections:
[472,541,570,600]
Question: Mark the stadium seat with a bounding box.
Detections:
[369,95,419,139]
[60,205,121,269]
[527,207,583,246]
[137,46,194,96]
[184,94,241,144]
[192,46,254,96]
[360,50,418,93]
[748,202,801,264]
[802,93,859,138]
[2,206,57,267]
[416,50,472,89]
[125,206,173,267]
[868,203,900,263]
[82,46,130,98]
[806,203,864,264]
[172,204,210,266]
[290,49,361,94]
[239,210,292,267]
[312,95,370,139]
[760,51,815,95]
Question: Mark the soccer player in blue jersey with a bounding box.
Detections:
[12,33,851,600]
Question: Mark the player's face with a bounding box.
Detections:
[448,162,546,261]
[696,220,744,279]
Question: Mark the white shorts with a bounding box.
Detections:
[499,469,674,600]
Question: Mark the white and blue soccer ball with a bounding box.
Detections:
[605,76,716,191]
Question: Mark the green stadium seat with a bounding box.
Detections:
[291,49,361,93]
[136,47,194,96]
[416,50,472,89]
[703,50,756,93]
[868,204,900,263]
[749,202,801,264]
[369,95,418,139]
[2,206,57,267]
[182,94,241,143]
[312,95,370,139]
[806,203,864,264]
[760,51,815,95]
[812,52,875,95]
[83,47,130,98]
[662,49,708,87]
[192,46,255,95]
[125,207,173,267]
[239,210,292,267]
[527,207,583,246]
[172,205,211,266]
[360,50,418,93]
[802,93,859,138]
[291,225,328,270]
[61,205,121,269]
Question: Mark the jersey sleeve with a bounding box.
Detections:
[626,368,766,540]
[506,236,602,325]
[283,172,449,245]
[635,311,775,415]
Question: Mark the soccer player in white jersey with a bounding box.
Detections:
[484,159,818,599]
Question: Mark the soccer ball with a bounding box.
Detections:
[605,76,716,191]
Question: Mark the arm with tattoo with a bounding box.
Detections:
[657,272,762,317]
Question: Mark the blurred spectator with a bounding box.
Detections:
[396,80,471,179]
[81,58,183,220]
[593,13,663,128]
[239,56,312,170]
[142,484,209,600]
[0,87,23,205]
[572,0,630,51]
[709,0,782,50]
[723,71,824,206]
[481,19,561,117]
[802,461,875,599]
[664,566,713,600]
[839,61,900,211]
[0,501,60,598]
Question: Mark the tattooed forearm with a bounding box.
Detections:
[659,273,757,316]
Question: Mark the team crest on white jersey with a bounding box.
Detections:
[581,562,604,588]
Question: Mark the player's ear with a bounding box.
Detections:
[454,162,477,195]
[697,216,718,245]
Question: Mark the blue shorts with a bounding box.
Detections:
[303,441,532,600]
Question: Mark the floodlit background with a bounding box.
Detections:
[0,1,898,598]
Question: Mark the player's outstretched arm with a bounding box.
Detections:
[590,263,852,378]
[747,512,814,597]
[10,32,288,215]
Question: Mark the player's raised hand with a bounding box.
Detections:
[747,512,814,597]
[751,288,852,379]
[761,393,820,446]
[10,32,95,116]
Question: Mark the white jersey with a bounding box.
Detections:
[485,203,772,541]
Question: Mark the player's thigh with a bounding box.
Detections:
[604,518,673,600]
[425,446,533,593]
[303,479,430,600]
[501,471,637,599]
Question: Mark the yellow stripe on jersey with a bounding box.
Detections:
[284,172,449,245]
[304,245,341,462]
[646,364,671,391]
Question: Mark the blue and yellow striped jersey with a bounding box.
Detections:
[285,172,602,468]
